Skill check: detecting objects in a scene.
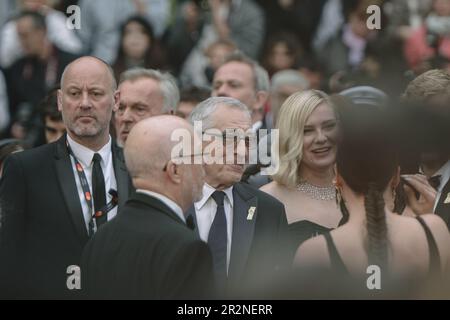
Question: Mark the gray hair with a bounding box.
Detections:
[271,69,310,92]
[189,97,251,129]
[223,51,270,93]
[119,68,180,113]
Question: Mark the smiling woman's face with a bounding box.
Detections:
[301,103,339,171]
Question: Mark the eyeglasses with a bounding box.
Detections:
[202,129,257,149]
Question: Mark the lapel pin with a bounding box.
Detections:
[444,192,450,204]
[247,206,256,220]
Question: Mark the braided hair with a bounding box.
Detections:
[334,97,398,270]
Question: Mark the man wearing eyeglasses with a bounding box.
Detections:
[114,68,179,147]
[188,96,289,298]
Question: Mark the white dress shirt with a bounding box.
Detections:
[194,183,234,273]
[136,189,185,223]
[67,135,117,233]
[251,120,263,133]
[433,159,450,212]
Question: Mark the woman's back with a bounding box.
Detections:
[296,212,450,290]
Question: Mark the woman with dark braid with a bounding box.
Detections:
[293,99,450,297]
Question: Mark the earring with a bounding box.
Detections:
[335,186,342,208]
[391,187,397,211]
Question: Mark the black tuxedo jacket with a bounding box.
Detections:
[81,192,214,299]
[435,178,450,230]
[188,182,289,298]
[0,135,131,299]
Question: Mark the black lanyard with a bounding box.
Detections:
[67,142,118,236]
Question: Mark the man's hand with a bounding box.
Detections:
[402,174,437,215]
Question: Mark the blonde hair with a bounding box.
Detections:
[272,90,331,188]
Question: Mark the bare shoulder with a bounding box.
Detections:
[259,181,280,196]
[260,180,276,193]
[260,181,284,197]
[293,235,329,269]
[419,214,450,239]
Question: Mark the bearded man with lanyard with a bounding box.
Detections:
[0,56,131,299]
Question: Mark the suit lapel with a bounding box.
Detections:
[435,178,450,229]
[228,183,257,282]
[112,143,130,211]
[54,135,89,244]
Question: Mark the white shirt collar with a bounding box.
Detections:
[136,189,186,223]
[67,134,112,168]
[252,120,263,132]
[194,183,234,210]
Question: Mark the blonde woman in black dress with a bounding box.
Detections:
[261,90,344,257]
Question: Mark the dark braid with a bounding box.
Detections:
[333,94,398,275]
[364,182,388,269]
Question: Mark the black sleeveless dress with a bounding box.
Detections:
[288,212,348,259]
[324,216,441,275]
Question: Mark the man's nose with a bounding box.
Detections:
[80,92,92,109]
[214,85,229,97]
[235,139,248,163]
[122,106,135,123]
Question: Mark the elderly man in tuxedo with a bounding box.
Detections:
[188,96,289,298]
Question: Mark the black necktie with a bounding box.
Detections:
[428,175,442,191]
[186,214,196,231]
[92,153,107,228]
[208,191,228,291]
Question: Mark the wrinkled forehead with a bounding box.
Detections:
[215,61,254,83]
[209,104,252,130]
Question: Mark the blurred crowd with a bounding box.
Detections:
[2,0,450,146]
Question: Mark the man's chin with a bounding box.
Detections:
[119,133,129,145]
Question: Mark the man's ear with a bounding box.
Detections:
[165,161,182,184]
[255,91,269,110]
[57,89,63,112]
[113,90,120,111]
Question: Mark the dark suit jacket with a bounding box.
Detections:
[0,134,131,299]
[435,178,450,230]
[81,192,214,299]
[188,182,289,298]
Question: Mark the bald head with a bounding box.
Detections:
[61,56,117,92]
[125,115,205,211]
[125,115,195,179]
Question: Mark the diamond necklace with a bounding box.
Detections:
[296,180,336,201]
